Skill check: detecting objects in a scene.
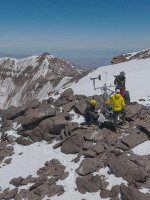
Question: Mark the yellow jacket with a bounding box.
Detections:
[105,93,125,111]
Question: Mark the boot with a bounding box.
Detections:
[121,121,128,126]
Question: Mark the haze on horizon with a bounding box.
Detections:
[0,0,150,67]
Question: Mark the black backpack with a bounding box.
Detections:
[124,91,130,104]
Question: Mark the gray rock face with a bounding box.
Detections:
[0,188,10,200]
[37,159,65,178]
[100,189,110,198]
[76,158,99,175]
[21,106,56,128]
[9,177,23,187]
[106,153,148,184]
[20,175,35,186]
[55,88,74,106]
[1,105,27,120]
[93,141,105,154]
[62,101,76,112]
[0,141,14,164]
[16,136,33,146]
[125,103,143,120]
[15,189,41,200]
[121,131,148,148]
[32,182,64,198]
[61,130,85,154]
[22,116,67,142]
[83,141,94,150]
[76,175,101,194]
[4,188,18,200]
[74,100,87,115]
[109,185,120,198]
[120,184,150,200]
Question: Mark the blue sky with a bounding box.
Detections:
[0,0,150,59]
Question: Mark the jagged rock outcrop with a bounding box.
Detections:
[111,48,150,64]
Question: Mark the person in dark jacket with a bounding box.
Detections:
[114,71,126,97]
[83,100,98,127]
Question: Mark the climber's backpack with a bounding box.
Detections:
[124,90,130,104]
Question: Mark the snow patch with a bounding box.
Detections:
[139,187,150,194]
[132,141,150,155]
[69,110,84,124]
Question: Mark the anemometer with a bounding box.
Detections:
[90,72,116,100]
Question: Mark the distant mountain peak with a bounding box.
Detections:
[0,53,82,109]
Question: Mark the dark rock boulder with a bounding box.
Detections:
[61,130,85,154]
[55,88,74,106]
[1,120,14,133]
[20,175,35,186]
[100,189,110,198]
[37,159,66,178]
[0,142,14,164]
[62,101,76,112]
[93,141,105,154]
[109,185,120,198]
[100,180,109,190]
[0,188,10,199]
[125,103,143,121]
[25,99,41,110]
[120,131,148,148]
[74,94,87,100]
[2,105,27,121]
[4,188,18,200]
[9,177,23,187]
[74,100,87,115]
[120,184,149,200]
[76,175,101,194]
[22,116,67,142]
[84,129,105,142]
[65,122,79,134]
[83,141,95,150]
[76,158,99,175]
[59,111,71,120]
[106,153,148,184]
[33,182,64,198]
[21,105,56,129]
[15,189,41,200]
[16,136,33,146]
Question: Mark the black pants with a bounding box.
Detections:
[113,109,126,129]
[85,114,98,125]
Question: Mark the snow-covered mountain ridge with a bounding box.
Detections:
[0,53,82,109]
[111,48,150,64]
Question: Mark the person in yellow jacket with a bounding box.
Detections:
[105,89,127,132]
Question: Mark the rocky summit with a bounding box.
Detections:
[0,53,82,109]
[1,89,150,200]
[111,48,150,64]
